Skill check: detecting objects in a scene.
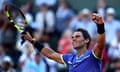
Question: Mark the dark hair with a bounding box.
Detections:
[75,28,91,49]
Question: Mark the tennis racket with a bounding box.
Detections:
[4,4,30,44]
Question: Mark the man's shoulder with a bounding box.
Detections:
[63,53,75,57]
[62,53,75,60]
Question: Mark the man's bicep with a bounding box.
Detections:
[41,48,64,64]
[93,34,105,59]
[48,53,67,67]
[92,44,103,59]
[51,52,65,64]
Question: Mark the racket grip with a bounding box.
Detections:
[21,32,27,45]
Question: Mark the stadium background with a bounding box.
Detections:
[0,0,120,72]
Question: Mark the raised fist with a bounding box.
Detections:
[91,13,104,25]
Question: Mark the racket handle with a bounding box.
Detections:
[21,31,27,45]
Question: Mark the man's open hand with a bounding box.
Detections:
[91,13,104,25]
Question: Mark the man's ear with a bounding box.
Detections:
[84,38,89,44]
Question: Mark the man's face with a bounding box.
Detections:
[72,31,85,49]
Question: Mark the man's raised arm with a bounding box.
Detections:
[91,13,105,59]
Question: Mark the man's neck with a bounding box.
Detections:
[76,46,87,57]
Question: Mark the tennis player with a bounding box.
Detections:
[22,13,105,72]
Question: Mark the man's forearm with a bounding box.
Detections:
[33,41,44,52]
[96,33,105,49]
[41,48,58,60]
[96,23,105,34]
[33,41,63,64]
[96,23,105,47]
[93,22,105,58]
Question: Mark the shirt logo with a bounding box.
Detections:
[67,54,91,65]
[76,55,90,62]
[73,64,78,67]
[68,61,72,64]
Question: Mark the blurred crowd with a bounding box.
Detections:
[0,0,120,72]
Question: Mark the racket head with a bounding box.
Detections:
[4,4,28,33]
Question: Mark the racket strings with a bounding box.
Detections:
[9,7,26,31]
[5,4,28,33]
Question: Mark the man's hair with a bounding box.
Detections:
[75,28,91,49]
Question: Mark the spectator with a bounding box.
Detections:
[93,0,106,18]
[70,8,96,38]
[108,29,120,59]
[35,0,57,7]
[35,3,55,33]
[56,0,75,35]
[0,0,4,11]
[58,29,73,54]
[21,2,33,26]
[0,16,5,44]
[104,7,120,44]
[57,29,73,72]
[0,45,5,67]
[31,53,47,72]
[20,52,48,72]
[45,58,57,72]
[19,42,35,72]
[106,59,120,72]
[1,23,21,69]
[0,9,8,43]
[0,56,16,72]
[17,40,35,55]
[69,10,82,31]
[30,53,57,72]
[0,0,11,11]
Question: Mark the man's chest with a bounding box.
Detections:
[67,55,100,72]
